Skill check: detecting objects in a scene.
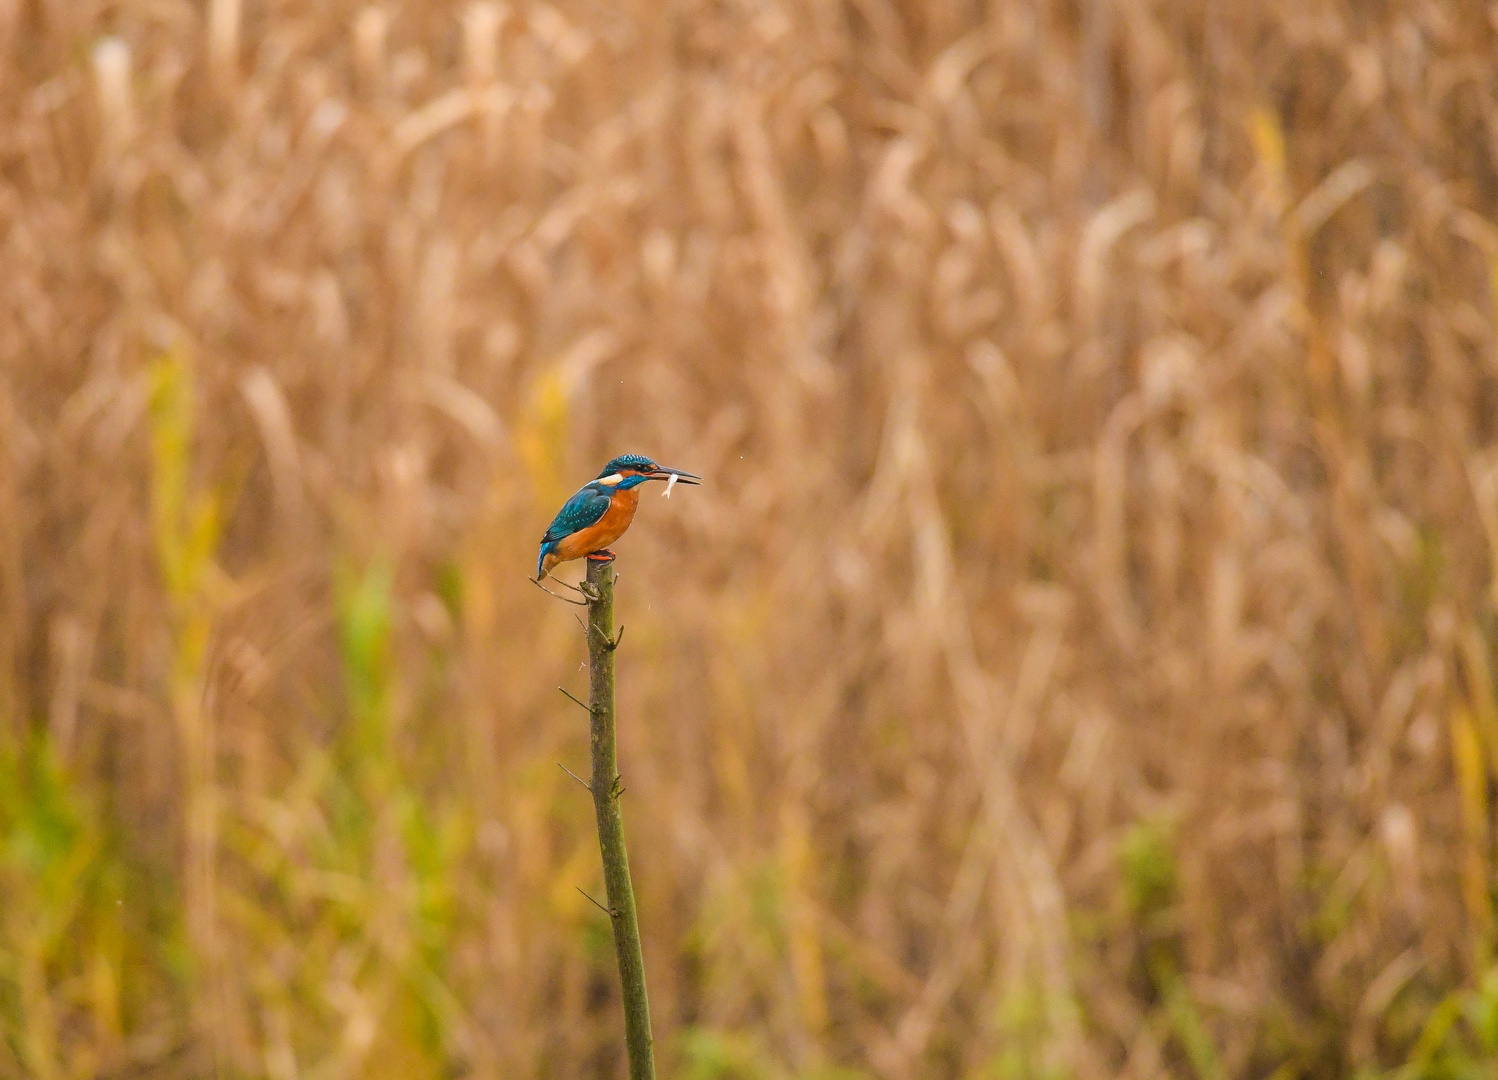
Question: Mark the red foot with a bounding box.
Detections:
[586,549,617,563]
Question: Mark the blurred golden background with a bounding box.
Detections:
[3,1,1498,1077]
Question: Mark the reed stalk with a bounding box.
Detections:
[584,558,656,1080]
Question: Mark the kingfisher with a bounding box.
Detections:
[535,454,701,580]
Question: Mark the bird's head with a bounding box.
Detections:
[596,454,703,490]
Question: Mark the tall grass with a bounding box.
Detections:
[1,1,1497,1077]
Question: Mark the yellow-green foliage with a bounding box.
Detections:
[219,556,473,1077]
[147,349,222,623]
[0,740,123,1080]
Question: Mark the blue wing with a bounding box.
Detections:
[542,482,611,544]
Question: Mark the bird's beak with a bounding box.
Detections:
[647,466,702,485]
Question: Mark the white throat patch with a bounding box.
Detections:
[598,473,624,486]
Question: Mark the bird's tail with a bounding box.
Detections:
[535,542,552,580]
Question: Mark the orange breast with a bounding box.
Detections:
[552,487,640,562]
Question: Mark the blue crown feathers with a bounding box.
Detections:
[598,454,656,477]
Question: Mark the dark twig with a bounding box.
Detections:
[585,558,656,1079]
[589,619,625,651]
[531,577,588,606]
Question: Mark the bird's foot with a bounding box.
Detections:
[585,549,617,563]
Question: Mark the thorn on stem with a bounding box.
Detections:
[558,685,593,714]
[577,885,619,919]
[558,761,592,791]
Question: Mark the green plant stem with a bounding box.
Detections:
[586,558,656,1080]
